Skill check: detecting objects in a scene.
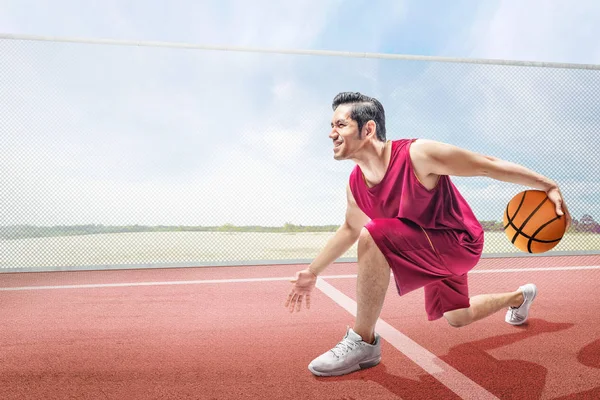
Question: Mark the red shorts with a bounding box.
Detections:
[364,218,484,321]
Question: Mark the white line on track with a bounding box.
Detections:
[0,265,598,291]
[470,265,600,273]
[315,278,499,400]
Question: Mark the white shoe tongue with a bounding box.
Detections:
[347,328,363,342]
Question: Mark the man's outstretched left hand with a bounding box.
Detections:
[285,269,317,313]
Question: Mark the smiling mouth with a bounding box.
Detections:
[333,139,343,148]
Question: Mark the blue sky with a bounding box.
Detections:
[1,0,599,226]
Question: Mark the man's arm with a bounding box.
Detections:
[307,184,371,276]
[409,139,571,227]
[285,185,370,312]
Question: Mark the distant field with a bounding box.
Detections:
[1,231,599,271]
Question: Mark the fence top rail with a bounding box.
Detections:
[2,33,600,71]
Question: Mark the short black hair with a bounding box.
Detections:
[332,92,386,141]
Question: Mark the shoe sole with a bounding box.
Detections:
[506,284,538,326]
[308,356,381,377]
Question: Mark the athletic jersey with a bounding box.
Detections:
[349,138,484,249]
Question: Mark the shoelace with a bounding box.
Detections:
[508,307,525,322]
[330,338,359,358]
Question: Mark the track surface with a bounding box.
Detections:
[1,255,599,399]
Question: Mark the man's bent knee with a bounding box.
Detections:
[444,308,472,328]
[358,227,378,251]
[357,228,389,266]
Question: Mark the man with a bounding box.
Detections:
[284,92,571,377]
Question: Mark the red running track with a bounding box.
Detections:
[1,255,599,399]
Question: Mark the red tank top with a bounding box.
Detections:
[349,139,484,245]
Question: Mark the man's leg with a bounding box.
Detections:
[353,227,391,344]
[444,291,523,327]
[308,218,450,376]
[307,227,390,376]
[444,285,537,327]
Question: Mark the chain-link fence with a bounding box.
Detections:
[1,35,599,272]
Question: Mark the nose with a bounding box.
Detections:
[329,128,337,139]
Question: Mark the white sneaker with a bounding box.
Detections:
[505,283,538,325]
[308,327,381,377]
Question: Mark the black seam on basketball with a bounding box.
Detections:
[527,216,563,253]
[511,196,548,244]
[511,195,548,243]
[504,191,526,230]
[505,219,563,243]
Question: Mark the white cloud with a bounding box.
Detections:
[460,2,600,209]
[0,0,344,50]
[272,80,296,100]
[0,0,357,227]
[2,0,599,229]
[469,0,600,64]
[387,59,598,222]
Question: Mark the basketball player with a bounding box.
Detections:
[284,92,571,377]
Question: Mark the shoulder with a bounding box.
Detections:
[409,139,463,161]
[386,138,419,159]
[391,138,416,146]
[391,138,418,152]
[407,138,438,158]
[406,139,443,174]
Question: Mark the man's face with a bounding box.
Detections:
[329,104,364,160]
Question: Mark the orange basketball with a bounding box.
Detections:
[502,190,566,253]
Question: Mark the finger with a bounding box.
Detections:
[284,292,293,308]
[296,295,302,312]
[305,294,311,310]
[553,197,564,216]
[290,294,302,313]
[288,294,297,312]
[562,206,571,228]
[562,202,572,229]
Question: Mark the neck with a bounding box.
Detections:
[353,139,391,187]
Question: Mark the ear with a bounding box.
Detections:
[364,120,377,138]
